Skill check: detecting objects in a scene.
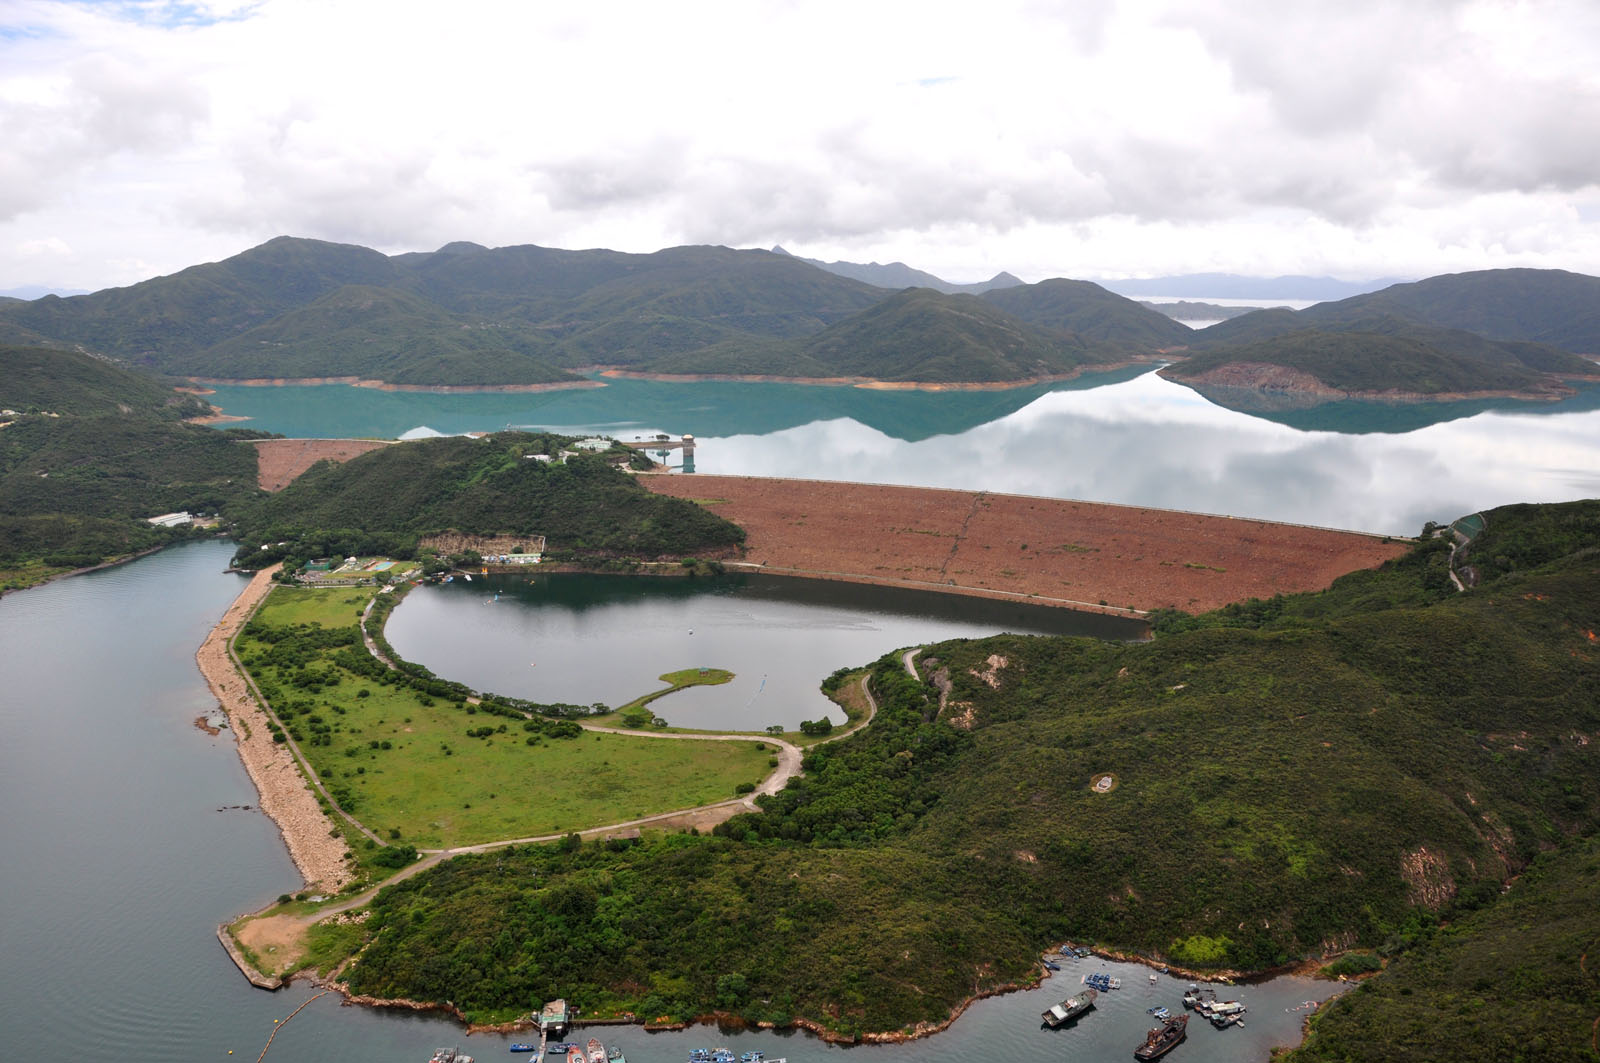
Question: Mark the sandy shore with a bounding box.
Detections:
[196,564,352,891]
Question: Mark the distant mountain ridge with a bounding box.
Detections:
[5,243,1595,395]
[0,237,1183,387]
[769,245,1024,295]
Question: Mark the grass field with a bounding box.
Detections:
[240,587,773,848]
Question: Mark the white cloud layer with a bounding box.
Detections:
[2,0,1599,290]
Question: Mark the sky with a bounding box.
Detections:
[3,0,1599,293]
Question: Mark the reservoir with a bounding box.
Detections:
[385,572,1143,730]
[203,368,1600,536]
[2,544,1344,1062]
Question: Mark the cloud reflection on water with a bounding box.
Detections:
[695,372,1600,536]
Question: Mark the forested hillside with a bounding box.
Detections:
[315,501,1600,1037]
[0,346,262,585]
[0,237,1186,387]
[229,432,744,569]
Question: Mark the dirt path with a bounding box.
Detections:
[196,565,353,892]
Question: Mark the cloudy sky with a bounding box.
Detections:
[3,0,1599,293]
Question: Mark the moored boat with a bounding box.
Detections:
[586,1039,607,1063]
[566,1046,584,1063]
[510,1044,538,1054]
[431,1049,475,1063]
[711,1051,735,1063]
[607,1047,627,1063]
[1133,1014,1187,1062]
[1041,987,1097,1028]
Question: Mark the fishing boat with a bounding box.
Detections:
[1181,984,1216,1010]
[430,1050,475,1063]
[587,1039,607,1063]
[566,1046,584,1063]
[607,1048,627,1063]
[1041,987,1097,1027]
[1132,1014,1188,1061]
[688,1052,711,1063]
[711,1051,735,1063]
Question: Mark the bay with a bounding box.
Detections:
[2,546,1344,1062]
[205,370,1600,537]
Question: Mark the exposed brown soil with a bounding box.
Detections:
[250,438,393,491]
[644,475,1409,614]
[419,532,546,556]
[599,359,1154,391]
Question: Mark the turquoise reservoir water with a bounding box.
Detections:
[1,547,1343,1062]
[205,370,1600,536]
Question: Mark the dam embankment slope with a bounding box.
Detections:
[642,474,1409,614]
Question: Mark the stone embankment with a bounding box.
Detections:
[195,564,353,891]
[643,475,1409,614]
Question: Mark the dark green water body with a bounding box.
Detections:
[205,370,1600,537]
[2,548,1345,1060]
[384,572,1143,730]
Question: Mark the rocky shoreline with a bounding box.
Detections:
[194,564,354,891]
[597,360,1148,391]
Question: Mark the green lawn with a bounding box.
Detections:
[239,587,773,848]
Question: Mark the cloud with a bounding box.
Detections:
[1,0,1599,289]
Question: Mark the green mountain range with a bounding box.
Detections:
[0,238,1186,387]
[1165,270,1600,404]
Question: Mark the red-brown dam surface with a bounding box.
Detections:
[642,474,1410,614]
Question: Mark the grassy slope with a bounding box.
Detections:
[240,586,771,848]
[318,502,1600,1034]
